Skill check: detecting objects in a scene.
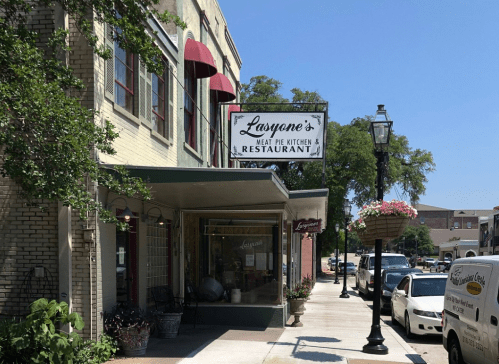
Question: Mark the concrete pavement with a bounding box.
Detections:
[111,272,426,364]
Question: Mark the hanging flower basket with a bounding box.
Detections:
[357,230,378,247]
[357,200,417,241]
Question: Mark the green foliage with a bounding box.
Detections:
[73,333,118,364]
[0,298,117,363]
[0,0,184,225]
[392,225,434,254]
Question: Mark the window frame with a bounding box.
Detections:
[184,61,197,149]
[114,42,135,114]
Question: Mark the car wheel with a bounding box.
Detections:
[391,305,398,326]
[448,337,464,364]
[365,283,372,299]
[355,278,359,289]
[405,313,414,339]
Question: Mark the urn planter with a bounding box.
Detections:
[118,327,150,356]
[155,312,183,338]
[289,298,307,327]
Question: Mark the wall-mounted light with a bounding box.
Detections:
[107,197,137,222]
[143,206,166,225]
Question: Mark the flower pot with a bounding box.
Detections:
[155,312,183,339]
[357,230,377,247]
[118,327,150,356]
[289,298,307,327]
[363,215,409,240]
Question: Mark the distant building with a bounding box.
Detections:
[409,204,494,255]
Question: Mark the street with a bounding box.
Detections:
[323,254,448,364]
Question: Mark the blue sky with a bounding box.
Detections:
[218,0,499,211]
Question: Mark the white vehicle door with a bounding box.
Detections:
[485,267,499,364]
[447,263,492,363]
[358,256,367,291]
[392,276,410,322]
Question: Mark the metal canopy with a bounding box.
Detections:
[104,165,328,226]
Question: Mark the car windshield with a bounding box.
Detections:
[370,256,409,268]
[411,278,447,297]
[385,272,409,284]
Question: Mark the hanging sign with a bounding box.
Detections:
[293,219,322,233]
[230,112,325,161]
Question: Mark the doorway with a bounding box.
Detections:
[116,211,138,304]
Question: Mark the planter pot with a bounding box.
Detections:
[357,230,377,247]
[155,312,183,338]
[363,215,409,241]
[118,327,150,356]
[289,298,307,327]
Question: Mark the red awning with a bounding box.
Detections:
[184,39,217,78]
[228,104,241,121]
[210,73,236,102]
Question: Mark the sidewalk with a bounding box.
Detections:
[111,273,426,364]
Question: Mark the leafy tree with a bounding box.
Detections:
[392,225,433,255]
[0,0,186,227]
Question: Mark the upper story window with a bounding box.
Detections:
[184,61,197,149]
[209,92,219,167]
[454,221,459,229]
[467,221,472,229]
[114,29,134,114]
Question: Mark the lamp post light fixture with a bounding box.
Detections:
[334,223,340,284]
[363,104,392,355]
[340,199,351,298]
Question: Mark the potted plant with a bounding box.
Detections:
[104,302,152,356]
[357,200,417,240]
[154,303,183,339]
[286,281,311,327]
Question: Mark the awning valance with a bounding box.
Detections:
[210,73,236,102]
[184,38,217,78]
[228,104,241,120]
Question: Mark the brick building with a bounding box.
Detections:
[408,204,494,255]
[0,0,327,338]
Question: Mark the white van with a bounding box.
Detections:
[356,253,409,297]
[443,256,499,364]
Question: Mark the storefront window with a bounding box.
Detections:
[203,219,278,304]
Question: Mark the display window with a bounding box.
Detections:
[183,213,283,305]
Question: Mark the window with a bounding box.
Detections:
[152,65,166,136]
[146,221,170,310]
[467,221,472,229]
[209,92,219,166]
[114,31,134,113]
[184,61,197,148]
[420,216,425,225]
[454,221,459,229]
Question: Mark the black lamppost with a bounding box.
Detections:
[334,223,340,284]
[363,104,392,355]
[340,199,351,298]
[415,234,419,265]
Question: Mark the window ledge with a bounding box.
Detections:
[113,103,140,126]
[183,142,202,160]
[151,130,173,146]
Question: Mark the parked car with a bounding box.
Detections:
[442,256,499,364]
[442,261,453,273]
[328,257,342,271]
[380,267,423,312]
[423,257,436,268]
[356,253,409,298]
[429,261,447,273]
[338,261,357,276]
[391,273,447,338]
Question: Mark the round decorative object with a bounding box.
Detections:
[289,298,307,327]
[119,327,150,356]
[363,215,409,240]
[155,312,183,339]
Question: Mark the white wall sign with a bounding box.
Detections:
[230,112,325,160]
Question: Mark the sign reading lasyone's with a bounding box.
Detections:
[230,112,325,160]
